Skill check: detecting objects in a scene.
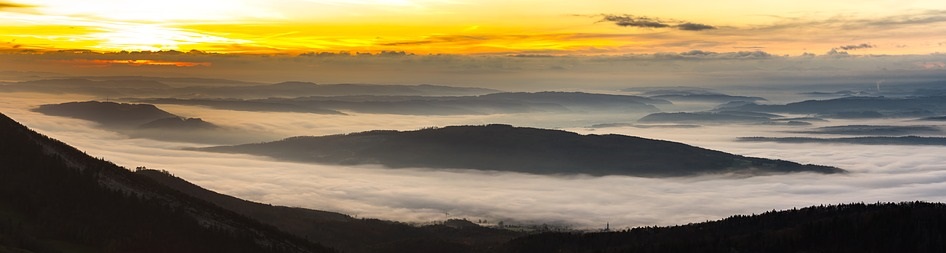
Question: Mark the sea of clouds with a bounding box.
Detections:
[3,92,946,230]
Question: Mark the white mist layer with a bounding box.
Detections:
[4,93,946,229]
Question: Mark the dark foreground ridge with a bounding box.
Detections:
[0,112,334,253]
[200,124,844,177]
[502,201,946,253]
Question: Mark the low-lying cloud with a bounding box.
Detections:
[4,94,946,229]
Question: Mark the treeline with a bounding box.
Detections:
[502,202,946,253]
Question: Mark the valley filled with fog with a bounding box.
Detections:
[3,73,945,230]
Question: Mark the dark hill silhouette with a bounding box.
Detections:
[137,170,523,253]
[0,78,174,97]
[198,124,843,177]
[0,112,334,253]
[502,202,946,253]
[33,101,178,127]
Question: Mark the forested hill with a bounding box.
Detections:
[200,124,843,177]
[0,112,334,253]
[503,202,946,253]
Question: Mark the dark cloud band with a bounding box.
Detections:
[598,14,716,31]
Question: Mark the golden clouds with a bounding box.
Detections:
[1,0,945,55]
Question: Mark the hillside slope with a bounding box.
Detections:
[0,112,334,253]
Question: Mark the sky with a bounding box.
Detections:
[2,0,946,55]
[2,0,946,231]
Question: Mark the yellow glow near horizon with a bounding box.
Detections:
[1,0,945,55]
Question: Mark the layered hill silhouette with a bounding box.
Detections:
[198,124,843,177]
[791,125,943,136]
[0,113,333,253]
[139,91,665,115]
[739,136,946,146]
[1,78,499,98]
[727,96,946,118]
[638,111,776,124]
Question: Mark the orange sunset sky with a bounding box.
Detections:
[2,0,946,56]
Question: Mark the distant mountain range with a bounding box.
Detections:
[650,94,766,103]
[790,125,943,136]
[139,91,666,115]
[1,78,499,98]
[197,124,843,177]
[739,136,946,146]
[727,96,946,119]
[638,111,777,124]
[621,87,766,104]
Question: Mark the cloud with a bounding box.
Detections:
[599,14,671,28]
[655,50,773,60]
[676,22,717,31]
[864,10,946,27]
[837,43,874,50]
[0,2,30,9]
[597,14,716,31]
